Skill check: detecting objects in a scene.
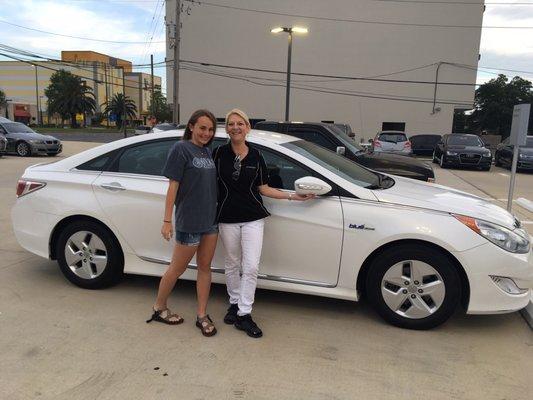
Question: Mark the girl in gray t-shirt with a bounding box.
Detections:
[146,109,218,337]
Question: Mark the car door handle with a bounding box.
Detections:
[100,182,126,192]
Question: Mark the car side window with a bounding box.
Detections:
[287,128,337,151]
[114,140,175,176]
[77,151,118,172]
[258,147,313,190]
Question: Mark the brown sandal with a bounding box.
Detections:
[196,314,217,337]
[146,308,184,325]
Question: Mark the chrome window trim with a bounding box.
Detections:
[139,256,336,288]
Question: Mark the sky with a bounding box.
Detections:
[0,0,532,94]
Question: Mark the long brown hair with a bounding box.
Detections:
[183,109,217,146]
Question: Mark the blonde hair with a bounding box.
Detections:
[225,108,250,127]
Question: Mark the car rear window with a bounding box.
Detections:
[378,133,407,143]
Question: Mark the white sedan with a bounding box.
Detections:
[11,130,533,330]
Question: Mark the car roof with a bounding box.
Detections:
[256,121,333,127]
[39,128,301,171]
[0,116,13,123]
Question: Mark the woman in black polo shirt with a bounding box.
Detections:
[213,109,313,338]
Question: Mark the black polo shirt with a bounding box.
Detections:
[213,143,271,223]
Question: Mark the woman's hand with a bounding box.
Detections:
[291,193,316,201]
[161,221,173,241]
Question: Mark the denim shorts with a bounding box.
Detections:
[175,224,218,246]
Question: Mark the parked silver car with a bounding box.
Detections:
[371,130,412,156]
[0,117,62,157]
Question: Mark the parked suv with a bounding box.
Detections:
[0,117,62,157]
[372,130,412,155]
[254,121,435,182]
[410,134,442,156]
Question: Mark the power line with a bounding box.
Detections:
[181,65,473,106]
[373,0,533,4]
[182,0,533,29]
[0,20,165,44]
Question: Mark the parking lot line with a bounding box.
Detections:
[498,173,509,177]
[516,198,533,213]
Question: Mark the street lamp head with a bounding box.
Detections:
[291,26,308,34]
[270,27,286,34]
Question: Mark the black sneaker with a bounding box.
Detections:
[223,304,239,325]
[234,314,263,338]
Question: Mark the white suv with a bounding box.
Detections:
[372,130,412,156]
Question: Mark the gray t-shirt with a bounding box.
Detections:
[162,140,217,233]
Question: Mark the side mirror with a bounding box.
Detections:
[294,177,332,196]
[368,138,373,144]
[336,146,345,156]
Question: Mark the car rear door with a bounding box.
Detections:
[91,139,177,262]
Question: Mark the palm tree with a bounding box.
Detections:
[102,93,137,129]
[45,70,97,128]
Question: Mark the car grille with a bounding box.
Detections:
[459,153,481,164]
[45,140,58,145]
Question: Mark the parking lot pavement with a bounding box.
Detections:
[1,143,532,400]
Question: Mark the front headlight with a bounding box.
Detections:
[453,214,530,253]
[483,151,492,157]
[446,151,458,156]
[519,153,526,159]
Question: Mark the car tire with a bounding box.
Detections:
[46,153,58,157]
[494,155,501,167]
[432,151,438,163]
[439,154,447,169]
[481,166,491,171]
[16,141,31,157]
[56,220,124,289]
[366,244,461,330]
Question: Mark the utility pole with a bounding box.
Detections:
[172,0,181,124]
[150,54,155,116]
[104,63,109,127]
[120,66,127,138]
[34,64,40,126]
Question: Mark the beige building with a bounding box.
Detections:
[165,0,483,139]
[0,50,162,125]
[125,72,162,123]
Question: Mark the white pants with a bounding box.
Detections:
[219,219,265,316]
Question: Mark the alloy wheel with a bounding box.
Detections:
[16,142,30,157]
[381,260,446,319]
[64,230,108,279]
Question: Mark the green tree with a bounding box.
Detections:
[467,74,533,138]
[149,88,172,122]
[102,93,137,129]
[44,70,97,128]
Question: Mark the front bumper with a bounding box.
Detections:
[444,154,492,168]
[29,142,62,155]
[517,159,533,170]
[454,241,533,314]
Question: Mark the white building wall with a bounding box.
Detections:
[166,0,483,139]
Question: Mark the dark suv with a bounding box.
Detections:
[254,121,435,182]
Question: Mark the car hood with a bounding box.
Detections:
[375,176,516,229]
[447,145,488,154]
[6,132,58,141]
[366,150,431,167]
[519,147,533,156]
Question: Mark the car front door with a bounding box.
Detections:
[249,146,344,286]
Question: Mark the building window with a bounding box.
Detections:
[382,122,405,131]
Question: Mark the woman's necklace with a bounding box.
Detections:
[232,144,248,160]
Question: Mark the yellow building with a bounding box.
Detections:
[0,50,162,125]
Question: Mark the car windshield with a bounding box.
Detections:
[448,135,482,146]
[328,125,365,152]
[3,123,36,134]
[154,123,178,131]
[283,140,386,189]
[379,133,407,143]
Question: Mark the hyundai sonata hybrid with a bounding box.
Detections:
[11,130,533,330]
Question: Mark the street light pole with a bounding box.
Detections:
[34,64,40,126]
[285,31,292,122]
[119,66,127,138]
[271,26,308,122]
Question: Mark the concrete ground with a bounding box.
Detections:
[0,142,532,400]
